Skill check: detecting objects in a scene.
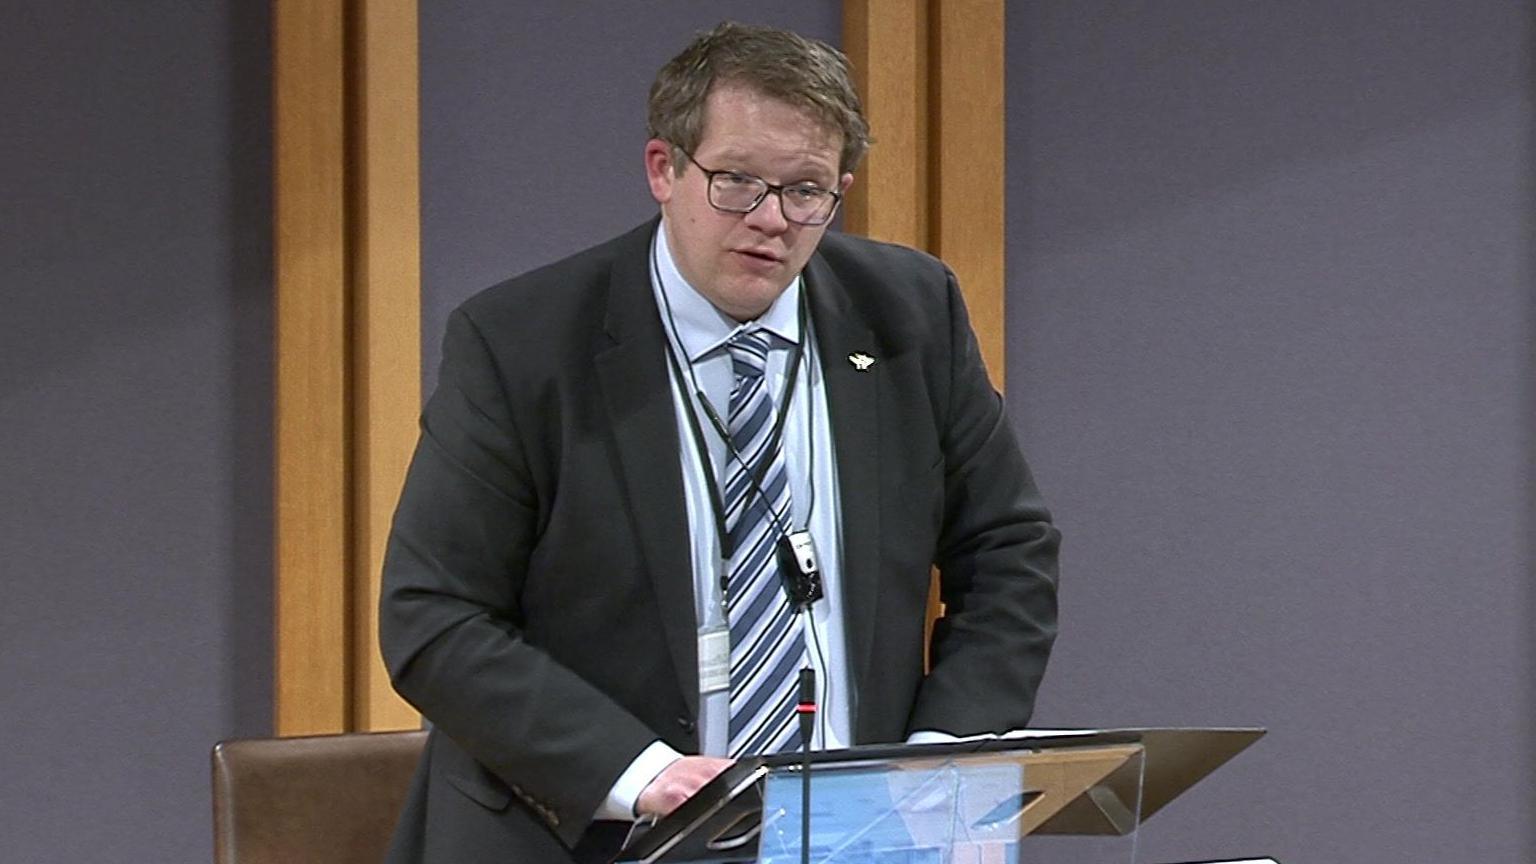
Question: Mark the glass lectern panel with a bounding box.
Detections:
[756,744,1145,864]
[617,737,1154,864]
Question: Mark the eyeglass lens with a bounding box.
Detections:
[708,174,836,225]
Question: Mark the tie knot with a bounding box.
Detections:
[726,330,773,381]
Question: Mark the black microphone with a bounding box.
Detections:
[797,667,816,864]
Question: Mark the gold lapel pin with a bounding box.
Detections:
[848,352,876,371]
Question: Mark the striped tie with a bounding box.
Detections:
[723,330,805,757]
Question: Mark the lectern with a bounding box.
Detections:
[617,727,1262,864]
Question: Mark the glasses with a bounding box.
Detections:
[680,150,842,226]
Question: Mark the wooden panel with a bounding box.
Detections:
[841,0,928,248]
[273,0,349,736]
[843,0,1004,388]
[349,0,422,731]
[930,0,1007,389]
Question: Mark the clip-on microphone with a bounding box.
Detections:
[777,531,824,607]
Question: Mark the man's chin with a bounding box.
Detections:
[715,279,793,322]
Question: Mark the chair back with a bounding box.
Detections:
[211,730,426,864]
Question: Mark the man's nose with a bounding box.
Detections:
[743,190,790,234]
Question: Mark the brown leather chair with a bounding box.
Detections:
[211,730,426,864]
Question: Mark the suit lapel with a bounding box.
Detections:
[595,223,700,716]
[804,254,882,729]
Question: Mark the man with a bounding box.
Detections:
[380,22,1059,864]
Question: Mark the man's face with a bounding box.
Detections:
[645,84,854,321]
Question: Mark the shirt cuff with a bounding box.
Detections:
[905,729,961,745]
[592,740,684,822]
[905,729,999,745]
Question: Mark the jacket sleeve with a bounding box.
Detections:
[906,268,1061,735]
[378,307,657,847]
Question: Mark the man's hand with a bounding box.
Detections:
[635,755,734,818]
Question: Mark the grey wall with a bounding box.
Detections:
[0,2,272,862]
[420,2,841,390]
[1008,2,1534,862]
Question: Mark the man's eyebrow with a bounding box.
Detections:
[709,150,835,183]
[704,148,752,165]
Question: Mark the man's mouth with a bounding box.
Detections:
[734,248,782,264]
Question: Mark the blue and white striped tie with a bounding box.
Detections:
[723,330,805,757]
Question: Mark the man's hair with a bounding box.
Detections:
[647,21,871,175]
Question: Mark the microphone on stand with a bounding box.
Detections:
[796,665,816,864]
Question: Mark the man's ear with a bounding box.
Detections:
[838,172,855,195]
[644,139,677,204]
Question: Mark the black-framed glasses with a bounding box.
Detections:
[680,150,842,226]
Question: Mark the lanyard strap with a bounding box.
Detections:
[662,299,806,561]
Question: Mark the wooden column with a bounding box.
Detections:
[274,0,420,736]
[348,0,423,733]
[930,0,1007,388]
[274,0,349,737]
[843,0,1006,388]
[842,0,929,251]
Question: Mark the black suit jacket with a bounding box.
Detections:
[379,220,1059,863]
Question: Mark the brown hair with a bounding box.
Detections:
[647,21,871,175]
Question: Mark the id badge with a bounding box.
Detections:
[698,626,730,694]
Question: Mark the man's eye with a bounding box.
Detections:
[722,173,757,186]
[785,186,827,201]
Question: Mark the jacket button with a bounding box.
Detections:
[676,716,696,734]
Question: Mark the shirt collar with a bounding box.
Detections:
[652,220,802,362]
